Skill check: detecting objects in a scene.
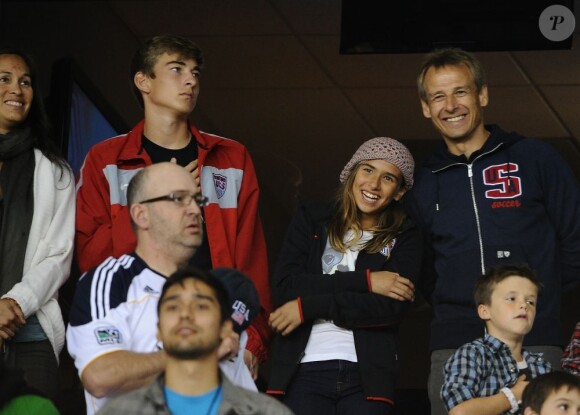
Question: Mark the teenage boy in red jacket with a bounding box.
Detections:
[75,35,271,375]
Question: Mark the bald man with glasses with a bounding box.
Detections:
[67,163,243,415]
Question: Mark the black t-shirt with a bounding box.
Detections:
[142,135,198,165]
[142,135,212,270]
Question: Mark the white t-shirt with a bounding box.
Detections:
[301,230,372,363]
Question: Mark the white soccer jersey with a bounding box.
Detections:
[67,254,165,415]
[220,331,257,392]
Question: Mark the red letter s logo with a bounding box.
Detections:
[483,163,522,199]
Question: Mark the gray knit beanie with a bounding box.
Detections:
[339,137,415,188]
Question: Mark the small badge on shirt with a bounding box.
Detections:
[143,285,159,294]
[231,300,251,326]
[213,173,227,199]
[95,327,122,345]
[380,238,397,258]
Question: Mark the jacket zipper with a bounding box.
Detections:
[432,142,504,275]
[470,143,504,274]
[467,164,486,274]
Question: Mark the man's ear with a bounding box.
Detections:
[134,71,151,94]
[479,85,489,108]
[477,303,490,320]
[523,407,538,415]
[130,203,149,230]
[421,98,432,119]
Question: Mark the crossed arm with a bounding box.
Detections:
[269,270,416,335]
[269,206,422,335]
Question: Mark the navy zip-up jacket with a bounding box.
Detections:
[266,202,422,404]
[405,124,580,351]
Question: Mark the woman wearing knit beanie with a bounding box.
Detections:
[267,137,422,414]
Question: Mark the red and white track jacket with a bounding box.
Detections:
[75,120,271,360]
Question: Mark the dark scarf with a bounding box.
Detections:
[0,127,35,296]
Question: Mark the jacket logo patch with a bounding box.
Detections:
[95,327,122,345]
[213,174,227,199]
[380,238,397,258]
[231,300,251,326]
[497,251,511,258]
[482,163,522,199]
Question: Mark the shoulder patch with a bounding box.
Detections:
[94,327,123,345]
[213,173,227,199]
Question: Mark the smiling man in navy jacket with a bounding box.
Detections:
[405,47,580,415]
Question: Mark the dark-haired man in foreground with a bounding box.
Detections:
[98,266,293,415]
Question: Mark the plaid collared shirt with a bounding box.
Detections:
[441,334,551,414]
[562,322,580,376]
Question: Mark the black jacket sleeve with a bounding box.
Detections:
[274,202,423,328]
[300,225,423,328]
[272,203,370,307]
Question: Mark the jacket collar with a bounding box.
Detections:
[143,370,260,415]
[482,333,510,353]
[482,334,546,364]
[117,119,223,163]
[143,373,168,410]
[424,124,523,171]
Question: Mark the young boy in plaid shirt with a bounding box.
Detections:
[441,265,552,415]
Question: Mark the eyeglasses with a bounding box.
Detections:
[139,191,208,208]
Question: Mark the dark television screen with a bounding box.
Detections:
[49,58,128,175]
[340,0,574,54]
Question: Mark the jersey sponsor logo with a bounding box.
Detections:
[213,173,227,199]
[380,238,397,258]
[497,250,511,258]
[144,285,159,294]
[95,327,122,345]
[482,163,523,200]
